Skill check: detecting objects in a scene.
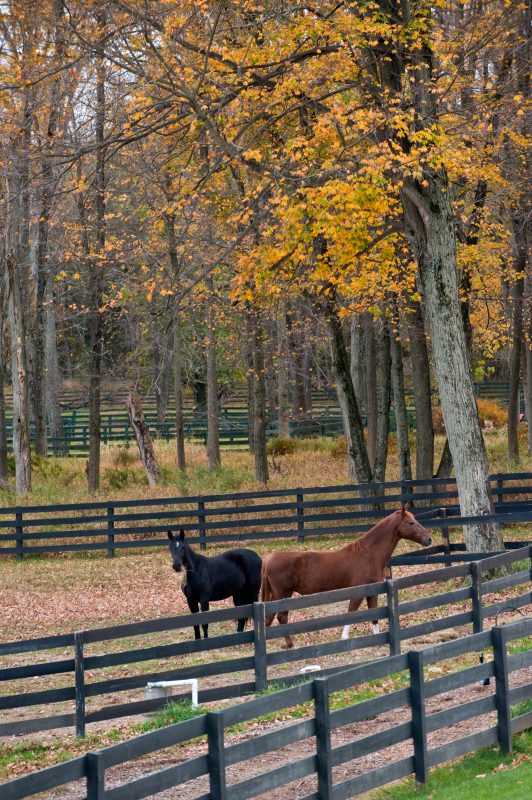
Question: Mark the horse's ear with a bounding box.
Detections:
[168,530,174,540]
[179,530,185,541]
[401,503,409,517]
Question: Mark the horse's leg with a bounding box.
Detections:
[232,592,248,633]
[367,595,380,634]
[199,596,210,638]
[341,597,363,641]
[186,595,201,640]
[277,609,294,649]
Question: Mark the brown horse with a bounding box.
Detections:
[260,506,432,648]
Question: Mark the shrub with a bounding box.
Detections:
[111,445,137,469]
[432,399,506,434]
[267,437,298,456]
[330,436,348,458]
[103,467,146,491]
[476,398,506,428]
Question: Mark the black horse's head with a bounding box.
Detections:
[168,529,186,572]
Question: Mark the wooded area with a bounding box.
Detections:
[0,1,530,554]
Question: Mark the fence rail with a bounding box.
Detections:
[0,472,531,559]
[1,545,530,739]
[1,615,530,800]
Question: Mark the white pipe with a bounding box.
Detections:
[146,678,199,707]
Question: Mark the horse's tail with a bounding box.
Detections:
[260,559,272,603]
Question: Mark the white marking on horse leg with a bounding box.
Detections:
[341,625,351,640]
[371,622,380,635]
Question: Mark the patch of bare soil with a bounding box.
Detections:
[33,665,532,800]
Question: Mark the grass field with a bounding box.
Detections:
[371,731,532,800]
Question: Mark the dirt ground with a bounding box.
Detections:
[1,549,530,799]
[33,664,532,800]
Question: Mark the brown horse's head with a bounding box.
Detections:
[395,505,432,547]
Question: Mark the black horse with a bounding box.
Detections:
[167,530,262,639]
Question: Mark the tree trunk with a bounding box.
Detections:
[402,175,502,551]
[435,438,454,479]
[408,299,434,479]
[0,280,8,486]
[45,280,66,455]
[350,315,365,407]
[126,391,162,486]
[374,320,391,482]
[364,314,377,471]
[277,306,291,438]
[323,295,373,484]
[390,326,412,483]
[245,313,256,454]
[7,252,31,494]
[251,310,269,483]
[205,274,221,470]
[173,312,186,471]
[32,0,65,457]
[508,219,526,462]
[87,18,106,494]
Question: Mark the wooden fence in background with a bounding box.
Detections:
[1,546,530,739]
[1,616,531,800]
[0,472,531,559]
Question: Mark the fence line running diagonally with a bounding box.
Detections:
[1,616,531,800]
[1,545,530,739]
[0,472,531,559]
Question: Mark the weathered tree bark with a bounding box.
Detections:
[507,242,525,462]
[390,326,412,483]
[364,314,377,471]
[245,313,256,455]
[87,16,106,494]
[45,280,66,455]
[251,310,269,483]
[435,438,453,480]
[277,306,291,438]
[374,320,391,483]
[402,177,502,552]
[126,391,162,486]
[33,0,65,457]
[173,313,186,471]
[350,315,365,408]
[408,299,434,479]
[7,252,31,494]
[164,188,186,471]
[0,279,8,486]
[323,294,373,484]
[205,274,221,470]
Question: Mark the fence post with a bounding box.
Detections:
[15,511,24,561]
[441,508,451,558]
[296,488,305,543]
[496,477,504,507]
[198,498,207,551]
[409,650,428,786]
[492,626,512,754]
[253,602,267,693]
[86,751,105,800]
[107,505,115,559]
[386,579,401,656]
[207,711,227,800]
[74,631,86,738]
[313,677,333,799]
[470,561,483,634]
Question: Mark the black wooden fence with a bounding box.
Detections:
[1,615,531,800]
[1,472,531,559]
[1,546,530,739]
